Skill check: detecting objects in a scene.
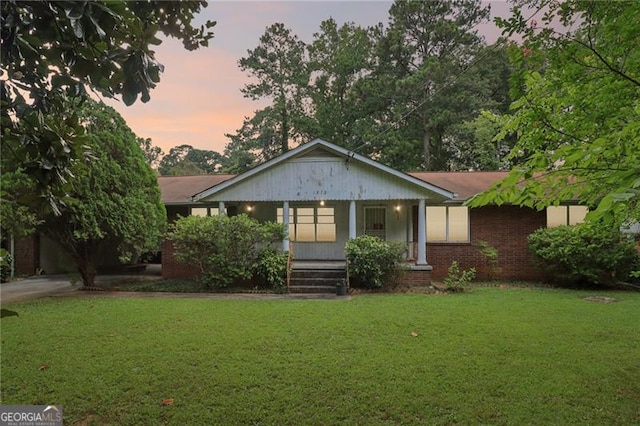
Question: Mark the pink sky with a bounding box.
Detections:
[106,1,513,155]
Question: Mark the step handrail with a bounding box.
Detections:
[286,241,293,291]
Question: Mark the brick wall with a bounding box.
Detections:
[14,235,40,276]
[427,205,546,281]
[396,268,432,287]
[161,204,547,282]
[161,240,200,279]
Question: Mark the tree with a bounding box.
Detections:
[158,144,223,176]
[234,23,310,157]
[306,19,380,149]
[370,0,492,170]
[33,99,166,286]
[1,1,215,212]
[137,137,164,170]
[469,0,640,227]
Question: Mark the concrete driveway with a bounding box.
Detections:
[1,266,162,304]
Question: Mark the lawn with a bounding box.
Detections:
[1,288,639,425]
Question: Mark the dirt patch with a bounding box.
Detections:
[583,296,618,303]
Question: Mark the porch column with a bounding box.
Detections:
[218,201,225,216]
[282,201,290,252]
[349,200,356,240]
[417,199,427,265]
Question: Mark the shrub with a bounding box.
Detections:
[443,261,476,292]
[345,236,405,289]
[476,240,501,280]
[528,224,639,286]
[167,214,285,289]
[256,248,289,292]
[1,248,12,283]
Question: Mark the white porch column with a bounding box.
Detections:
[417,199,427,265]
[218,201,225,215]
[282,201,290,252]
[349,200,357,240]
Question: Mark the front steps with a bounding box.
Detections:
[288,262,346,294]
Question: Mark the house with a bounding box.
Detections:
[160,138,577,284]
[11,138,586,284]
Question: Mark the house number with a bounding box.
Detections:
[314,190,327,195]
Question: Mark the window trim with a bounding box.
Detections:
[546,205,588,227]
[277,205,336,243]
[425,205,470,243]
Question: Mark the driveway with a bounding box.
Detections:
[1,266,162,304]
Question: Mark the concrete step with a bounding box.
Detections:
[290,269,345,279]
[289,277,344,286]
[289,285,336,294]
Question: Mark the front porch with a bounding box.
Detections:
[287,258,431,293]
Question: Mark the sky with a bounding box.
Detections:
[105,1,515,155]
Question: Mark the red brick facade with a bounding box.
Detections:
[12,235,40,276]
[161,240,199,280]
[427,205,546,281]
[162,205,547,283]
[397,268,432,286]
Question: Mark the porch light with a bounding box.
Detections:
[395,205,401,220]
[246,205,253,213]
[319,200,325,206]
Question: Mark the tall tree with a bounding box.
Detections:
[306,19,380,149]
[1,1,215,212]
[137,137,164,170]
[235,23,310,157]
[371,0,492,170]
[30,99,165,286]
[469,0,640,226]
[158,144,223,176]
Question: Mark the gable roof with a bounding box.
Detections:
[409,171,509,202]
[192,138,456,202]
[159,174,234,204]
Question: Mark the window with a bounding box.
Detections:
[277,207,336,242]
[190,206,223,216]
[546,205,588,227]
[364,207,386,240]
[426,206,469,243]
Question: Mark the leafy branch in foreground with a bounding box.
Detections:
[469,1,640,227]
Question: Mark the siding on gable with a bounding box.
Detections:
[200,157,447,202]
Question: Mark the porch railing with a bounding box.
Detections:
[286,241,294,291]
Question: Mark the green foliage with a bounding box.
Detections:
[476,240,501,280]
[443,261,476,292]
[168,214,285,289]
[0,248,12,282]
[256,249,289,292]
[137,137,164,170]
[1,1,215,210]
[345,236,405,289]
[232,22,310,158]
[157,144,223,176]
[227,3,511,172]
[31,98,167,286]
[469,1,640,227]
[528,224,639,286]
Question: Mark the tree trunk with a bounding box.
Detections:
[422,127,431,170]
[75,255,97,287]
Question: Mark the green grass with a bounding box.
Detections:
[1,288,639,425]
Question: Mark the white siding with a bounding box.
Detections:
[200,156,443,202]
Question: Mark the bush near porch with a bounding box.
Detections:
[166,214,286,289]
[346,235,406,289]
